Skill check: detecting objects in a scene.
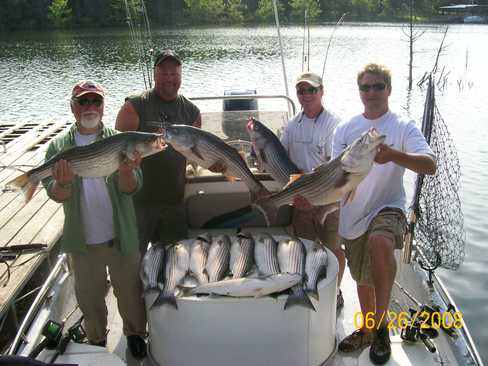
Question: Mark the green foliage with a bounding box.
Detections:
[290,0,321,21]
[256,0,285,23]
[48,0,72,28]
[183,0,244,24]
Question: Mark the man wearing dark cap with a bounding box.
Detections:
[42,80,147,358]
[116,49,201,254]
[280,71,346,310]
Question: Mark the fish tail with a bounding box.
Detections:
[252,197,277,227]
[284,286,316,312]
[5,173,38,203]
[151,291,178,310]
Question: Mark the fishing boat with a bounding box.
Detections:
[2,79,484,366]
[1,1,484,364]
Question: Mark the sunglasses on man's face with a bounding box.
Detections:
[358,83,387,92]
[75,97,104,107]
[297,86,320,95]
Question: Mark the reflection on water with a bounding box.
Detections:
[1,23,488,363]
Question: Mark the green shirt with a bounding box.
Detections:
[42,123,142,255]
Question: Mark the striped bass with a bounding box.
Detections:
[189,233,211,285]
[305,244,329,300]
[230,232,254,279]
[246,117,301,187]
[254,233,280,275]
[5,131,165,203]
[206,234,231,282]
[153,243,190,309]
[277,238,315,311]
[140,243,165,294]
[160,123,269,202]
[191,273,302,298]
[253,128,386,225]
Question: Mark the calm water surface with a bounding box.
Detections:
[1,23,487,361]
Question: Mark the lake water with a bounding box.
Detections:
[1,23,487,361]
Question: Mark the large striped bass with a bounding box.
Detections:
[5,131,165,203]
[229,232,254,279]
[140,243,165,294]
[254,233,280,276]
[161,123,269,202]
[189,233,212,285]
[206,234,231,282]
[253,128,386,225]
[246,117,301,187]
[191,273,302,298]
[153,243,190,309]
[277,238,314,311]
[305,244,329,300]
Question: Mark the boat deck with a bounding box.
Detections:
[0,120,70,325]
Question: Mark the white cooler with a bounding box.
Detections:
[145,236,338,366]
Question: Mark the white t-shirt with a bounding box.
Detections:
[281,108,341,173]
[331,111,435,240]
[74,131,115,245]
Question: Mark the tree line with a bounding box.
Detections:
[0,0,485,32]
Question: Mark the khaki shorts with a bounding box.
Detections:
[342,208,407,286]
[288,206,340,250]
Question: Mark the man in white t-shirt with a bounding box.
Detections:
[334,64,436,365]
[281,71,346,309]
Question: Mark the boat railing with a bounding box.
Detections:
[190,94,297,116]
[7,254,69,356]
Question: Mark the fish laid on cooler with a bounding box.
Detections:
[230,232,254,279]
[140,243,165,294]
[254,233,280,275]
[5,131,166,203]
[305,244,329,300]
[206,234,231,282]
[160,123,269,202]
[153,243,190,309]
[191,273,302,298]
[277,238,306,275]
[277,238,315,311]
[253,128,386,226]
[189,233,212,285]
[246,117,301,187]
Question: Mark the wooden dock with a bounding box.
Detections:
[0,120,71,329]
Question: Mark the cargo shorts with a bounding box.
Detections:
[288,206,340,250]
[342,208,407,286]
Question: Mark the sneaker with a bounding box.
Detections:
[127,335,147,359]
[336,289,344,310]
[338,328,373,352]
[369,327,391,365]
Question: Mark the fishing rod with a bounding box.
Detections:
[301,8,310,72]
[321,13,347,80]
[272,0,291,118]
[124,0,154,90]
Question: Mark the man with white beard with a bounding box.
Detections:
[42,80,148,359]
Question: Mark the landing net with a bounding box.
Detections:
[409,76,465,270]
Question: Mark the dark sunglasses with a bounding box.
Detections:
[358,83,387,92]
[75,97,103,107]
[297,86,320,95]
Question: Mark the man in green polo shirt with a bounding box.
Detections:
[42,80,147,359]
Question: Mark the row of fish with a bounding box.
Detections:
[140,233,329,311]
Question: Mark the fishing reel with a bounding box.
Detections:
[401,309,437,353]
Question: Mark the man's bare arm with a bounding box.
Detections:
[115,101,140,132]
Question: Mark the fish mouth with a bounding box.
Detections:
[246,117,254,131]
[153,135,167,150]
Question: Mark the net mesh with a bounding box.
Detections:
[409,76,465,270]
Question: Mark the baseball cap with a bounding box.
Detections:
[154,49,182,67]
[72,80,105,99]
[295,72,323,88]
